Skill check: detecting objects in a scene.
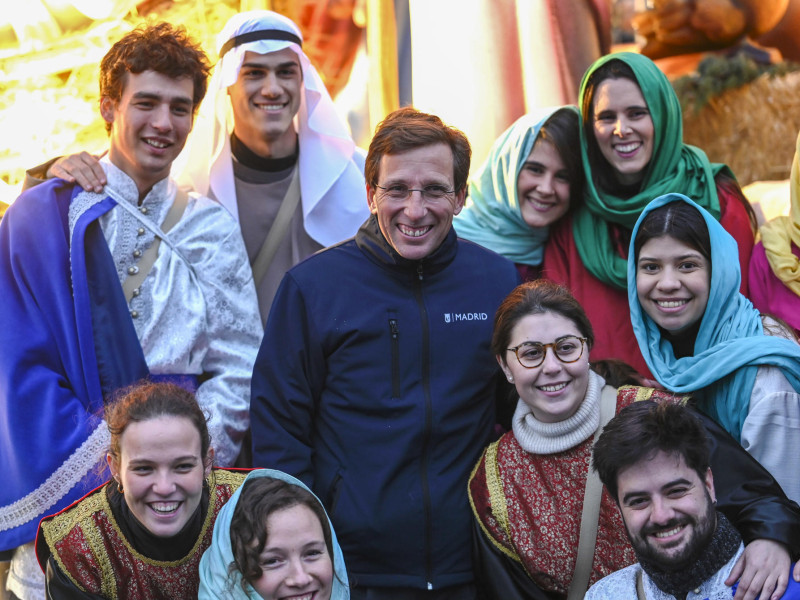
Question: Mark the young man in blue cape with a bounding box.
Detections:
[0,23,260,598]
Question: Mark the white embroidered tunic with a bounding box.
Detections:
[69,160,261,465]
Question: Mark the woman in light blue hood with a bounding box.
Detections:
[628,193,800,504]
[199,469,349,599]
[454,106,581,280]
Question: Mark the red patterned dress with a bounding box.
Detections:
[36,469,246,600]
[468,383,686,598]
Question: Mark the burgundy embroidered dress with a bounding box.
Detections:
[36,469,246,600]
[469,373,640,597]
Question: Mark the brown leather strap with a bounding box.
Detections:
[251,166,301,286]
[566,385,617,599]
[636,569,647,599]
[122,188,188,303]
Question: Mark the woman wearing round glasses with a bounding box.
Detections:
[467,280,800,600]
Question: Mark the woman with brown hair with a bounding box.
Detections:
[468,280,800,600]
[36,382,247,599]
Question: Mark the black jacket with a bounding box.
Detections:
[472,402,800,599]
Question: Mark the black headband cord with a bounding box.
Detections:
[219,29,302,59]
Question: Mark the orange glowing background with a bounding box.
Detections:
[0,0,582,210]
[0,0,255,206]
[1,0,794,220]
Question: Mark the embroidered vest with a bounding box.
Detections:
[468,386,689,594]
[40,469,246,600]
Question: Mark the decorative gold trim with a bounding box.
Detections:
[100,471,245,568]
[41,488,110,596]
[467,442,523,565]
[43,470,248,595]
[621,384,691,405]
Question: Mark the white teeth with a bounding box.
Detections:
[151,502,179,513]
[654,526,682,538]
[145,139,168,149]
[616,142,640,153]
[399,225,431,237]
[657,300,687,308]
[527,198,553,210]
[538,383,567,392]
[257,103,286,111]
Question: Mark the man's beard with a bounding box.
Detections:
[626,490,716,570]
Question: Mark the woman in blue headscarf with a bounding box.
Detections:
[454,106,581,281]
[628,193,800,503]
[199,469,349,599]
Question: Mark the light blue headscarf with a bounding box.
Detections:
[454,106,579,266]
[198,469,349,600]
[628,193,800,439]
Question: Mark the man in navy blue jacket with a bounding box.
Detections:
[251,107,520,599]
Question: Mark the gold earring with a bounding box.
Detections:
[115,478,123,494]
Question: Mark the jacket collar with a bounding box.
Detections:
[355,214,459,277]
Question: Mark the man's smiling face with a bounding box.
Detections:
[368,143,465,261]
[618,450,717,569]
[101,70,195,195]
[227,48,302,157]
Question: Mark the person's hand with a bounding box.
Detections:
[47,151,107,193]
[727,538,790,600]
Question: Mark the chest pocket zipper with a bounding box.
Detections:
[389,318,400,399]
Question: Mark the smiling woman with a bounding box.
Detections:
[198,469,350,600]
[468,279,800,600]
[35,382,247,600]
[629,193,800,504]
[542,52,756,377]
[454,106,581,281]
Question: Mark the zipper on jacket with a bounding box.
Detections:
[413,270,434,587]
[389,318,400,399]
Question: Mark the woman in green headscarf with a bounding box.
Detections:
[455,106,581,281]
[542,52,755,376]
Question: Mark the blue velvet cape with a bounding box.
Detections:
[0,179,147,551]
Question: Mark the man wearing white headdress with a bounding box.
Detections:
[177,10,369,321]
[30,10,370,324]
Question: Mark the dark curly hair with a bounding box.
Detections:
[229,477,333,591]
[99,22,211,132]
[592,400,710,503]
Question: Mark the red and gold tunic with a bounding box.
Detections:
[38,469,246,600]
[468,386,688,596]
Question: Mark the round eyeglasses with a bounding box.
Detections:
[507,335,587,369]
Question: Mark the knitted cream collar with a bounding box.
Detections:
[511,370,606,455]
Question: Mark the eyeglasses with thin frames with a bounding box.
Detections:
[506,335,587,369]
[374,184,455,203]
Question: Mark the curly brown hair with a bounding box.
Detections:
[105,381,211,464]
[592,400,710,503]
[99,22,211,132]
[229,477,333,591]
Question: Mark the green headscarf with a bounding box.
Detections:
[455,106,579,266]
[574,52,729,289]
